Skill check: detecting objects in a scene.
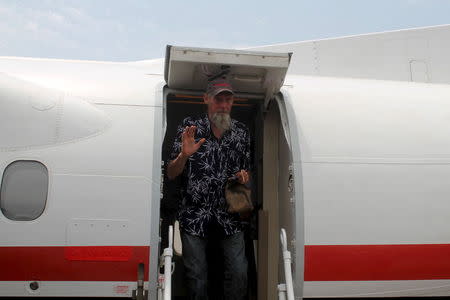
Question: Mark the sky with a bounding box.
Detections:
[0,0,449,62]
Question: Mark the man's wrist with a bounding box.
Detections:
[178,152,189,160]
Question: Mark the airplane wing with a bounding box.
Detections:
[247,24,450,84]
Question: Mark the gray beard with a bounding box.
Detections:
[211,113,231,132]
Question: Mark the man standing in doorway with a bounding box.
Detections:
[167,77,250,300]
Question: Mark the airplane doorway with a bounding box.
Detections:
[158,45,295,300]
[159,90,299,300]
[160,90,262,299]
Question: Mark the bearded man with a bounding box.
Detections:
[167,78,251,300]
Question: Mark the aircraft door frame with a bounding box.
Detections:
[147,81,166,300]
[276,90,305,298]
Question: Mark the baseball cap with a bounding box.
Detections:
[206,78,234,97]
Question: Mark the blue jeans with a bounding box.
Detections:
[181,231,248,300]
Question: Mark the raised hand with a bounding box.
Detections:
[181,126,206,157]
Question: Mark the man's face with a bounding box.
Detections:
[204,91,234,116]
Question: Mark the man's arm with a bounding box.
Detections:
[167,125,205,180]
[167,152,189,180]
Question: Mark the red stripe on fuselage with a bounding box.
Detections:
[65,246,133,261]
[2,244,449,282]
[305,244,450,281]
[0,246,149,281]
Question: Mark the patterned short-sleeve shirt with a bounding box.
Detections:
[170,114,251,238]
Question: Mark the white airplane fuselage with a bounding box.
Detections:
[1,25,450,299]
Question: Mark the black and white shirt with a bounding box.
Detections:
[170,115,251,238]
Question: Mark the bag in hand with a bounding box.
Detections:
[225,179,253,214]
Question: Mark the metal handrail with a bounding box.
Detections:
[158,225,174,300]
[279,228,295,300]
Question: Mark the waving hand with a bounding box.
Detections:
[182,126,206,157]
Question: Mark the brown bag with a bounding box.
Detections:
[225,180,253,214]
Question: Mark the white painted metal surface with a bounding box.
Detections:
[0,74,109,151]
[251,24,450,84]
[0,56,164,105]
[0,281,149,297]
[165,46,291,102]
[285,75,450,246]
[1,105,157,247]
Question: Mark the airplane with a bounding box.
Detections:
[1,24,450,299]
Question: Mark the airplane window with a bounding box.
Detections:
[0,161,48,221]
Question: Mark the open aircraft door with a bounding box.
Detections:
[161,46,299,300]
[164,45,291,105]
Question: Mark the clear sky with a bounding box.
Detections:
[0,0,449,61]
